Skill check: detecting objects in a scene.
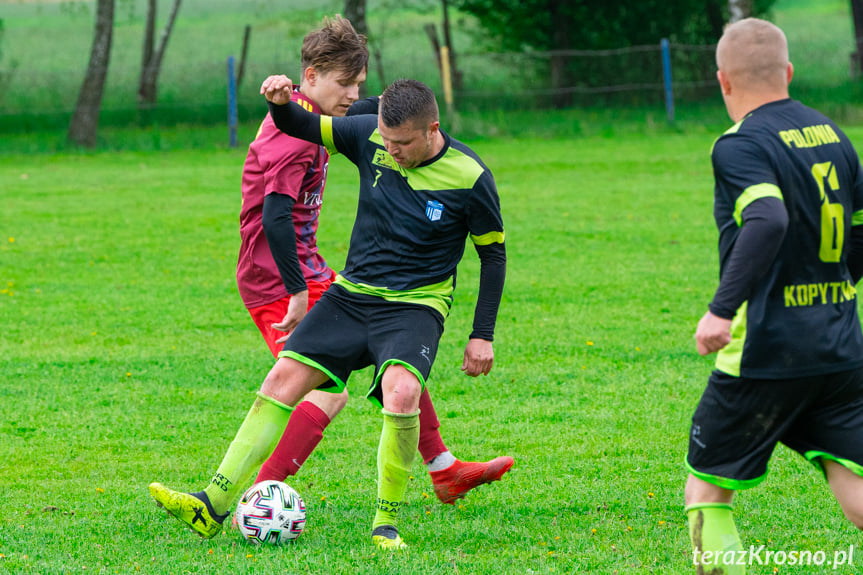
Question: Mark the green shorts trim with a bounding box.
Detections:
[277,350,347,394]
[804,450,863,478]
[367,359,427,409]
[685,458,768,491]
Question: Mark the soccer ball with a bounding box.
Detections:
[234,480,306,545]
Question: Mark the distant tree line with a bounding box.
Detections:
[65,0,863,146]
[451,0,780,107]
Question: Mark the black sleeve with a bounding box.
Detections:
[709,197,788,319]
[849,226,863,284]
[262,193,307,294]
[267,101,324,146]
[346,96,380,116]
[269,99,377,165]
[470,242,506,341]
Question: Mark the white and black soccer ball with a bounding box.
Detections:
[235,480,306,545]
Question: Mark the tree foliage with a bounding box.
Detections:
[453,0,778,51]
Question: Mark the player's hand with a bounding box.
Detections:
[694,310,733,356]
[462,338,494,377]
[273,290,309,344]
[260,75,294,105]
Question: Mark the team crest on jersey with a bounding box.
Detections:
[372,149,400,171]
[426,200,444,222]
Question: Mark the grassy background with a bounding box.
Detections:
[2,0,863,573]
[3,128,863,573]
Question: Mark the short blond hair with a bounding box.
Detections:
[716,18,788,90]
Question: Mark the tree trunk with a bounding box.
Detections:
[141,0,155,76]
[373,47,386,92]
[728,0,752,23]
[236,25,252,88]
[424,22,442,74]
[344,0,368,97]
[441,0,462,90]
[68,0,114,148]
[138,0,182,107]
[705,0,725,40]
[852,0,863,76]
[549,0,571,108]
[343,0,368,37]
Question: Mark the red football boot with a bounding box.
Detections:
[430,456,514,504]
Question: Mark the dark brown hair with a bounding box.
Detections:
[380,78,439,129]
[301,15,368,78]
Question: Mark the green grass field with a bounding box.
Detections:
[3,0,863,572]
[3,128,863,574]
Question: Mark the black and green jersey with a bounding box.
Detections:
[710,98,863,378]
[268,102,505,339]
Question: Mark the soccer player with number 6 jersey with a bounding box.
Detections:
[686,18,863,575]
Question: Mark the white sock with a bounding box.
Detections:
[427,450,456,472]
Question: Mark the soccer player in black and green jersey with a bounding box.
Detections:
[265,76,505,550]
[686,18,863,574]
[147,76,506,551]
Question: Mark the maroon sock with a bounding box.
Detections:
[417,387,448,464]
[255,400,330,483]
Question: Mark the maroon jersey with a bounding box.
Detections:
[237,90,332,309]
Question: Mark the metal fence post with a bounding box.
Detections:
[227,55,238,148]
[661,38,674,124]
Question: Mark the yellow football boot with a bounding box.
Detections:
[372,525,408,550]
[149,482,226,539]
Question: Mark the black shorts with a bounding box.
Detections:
[278,283,445,407]
[686,368,863,489]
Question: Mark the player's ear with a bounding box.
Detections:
[717,70,732,96]
[786,62,794,86]
[304,66,318,86]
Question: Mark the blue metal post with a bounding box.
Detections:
[227,56,238,148]
[661,38,674,124]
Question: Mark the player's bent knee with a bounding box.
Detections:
[824,459,863,528]
[835,493,863,530]
[684,474,734,506]
[303,387,349,419]
[380,365,422,413]
[260,357,326,406]
[842,507,863,530]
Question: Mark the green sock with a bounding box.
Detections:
[686,503,745,575]
[372,409,420,531]
[203,392,293,515]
